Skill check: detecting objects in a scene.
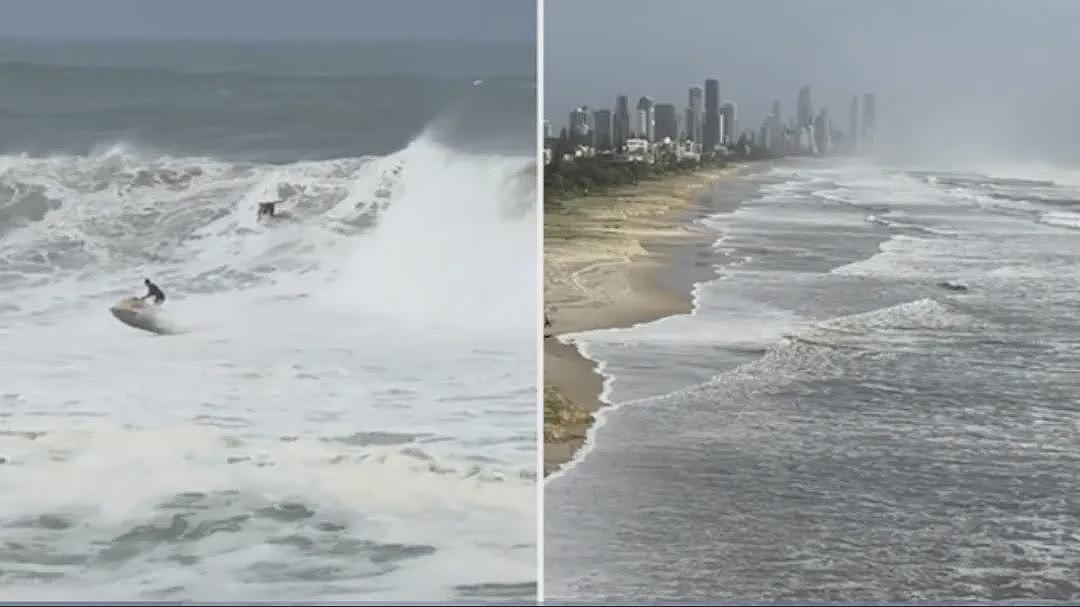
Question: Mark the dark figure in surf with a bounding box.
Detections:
[937,281,968,293]
[142,278,165,305]
[544,313,552,338]
[257,201,277,220]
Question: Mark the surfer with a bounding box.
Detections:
[937,281,968,293]
[257,201,277,220]
[141,278,165,305]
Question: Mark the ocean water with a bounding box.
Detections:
[546,160,1080,603]
[0,40,537,601]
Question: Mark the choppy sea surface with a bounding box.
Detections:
[547,160,1080,603]
[0,39,537,601]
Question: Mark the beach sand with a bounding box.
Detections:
[543,166,738,476]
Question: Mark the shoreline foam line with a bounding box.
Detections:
[544,215,723,483]
[543,165,763,479]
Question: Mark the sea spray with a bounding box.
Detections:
[323,136,536,335]
[0,45,536,599]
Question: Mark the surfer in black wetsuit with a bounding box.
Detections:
[142,278,165,305]
[257,201,277,220]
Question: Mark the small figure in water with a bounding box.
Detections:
[937,281,968,293]
[544,313,552,338]
[257,201,277,220]
[142,278,165,305]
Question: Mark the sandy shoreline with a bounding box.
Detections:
[543,165,739,476]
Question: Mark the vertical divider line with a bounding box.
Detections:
[535,0,546,601]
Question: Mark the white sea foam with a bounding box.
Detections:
[0,134,537,600]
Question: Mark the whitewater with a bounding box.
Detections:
[0,40,537,601]
[547,160,1080,602]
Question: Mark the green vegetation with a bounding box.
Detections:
[544,130,771,204]
[544,155,712,203]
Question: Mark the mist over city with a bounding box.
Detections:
[545,0,1080,169]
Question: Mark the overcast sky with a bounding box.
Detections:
[546,0,1080,166]
[0,0,534,43]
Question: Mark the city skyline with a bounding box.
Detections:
[548,78,871,161]
[546,0,1080,166]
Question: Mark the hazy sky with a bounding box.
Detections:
[546,0,1080,166]
[0,0,535,43]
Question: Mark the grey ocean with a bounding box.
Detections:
[0,40,537,600]
[546,161,1080,603]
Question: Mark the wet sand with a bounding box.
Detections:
[543,166,739,476]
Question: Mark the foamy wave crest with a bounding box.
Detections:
[1040,211,1080,230]
[818,297,984,334]
[759,298,989,371]
[0,423,534,601]
[0,134,536,335]
[864,211,960,236]
[320,137,536,335]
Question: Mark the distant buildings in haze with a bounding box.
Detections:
[719,101,736,146]
[548,76,877,164]
[614,95,630,148]
[814,109,831,155]
[848,95,859,152]
[861,93,876,148]
[569,106,589,140]
[592,108,612,150]
[636,96,654,141]
[703,78,721,153]
[654,104,678,141]
[687,86,703,143]
[797,85,813,129]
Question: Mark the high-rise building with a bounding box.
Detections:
[814,109,830,155]
[654,104,678,141]
[688,86,703,142]
[861,93,876,148]
[569,106,590,143]
[592,109,612,150]
[786,116,798,155]
[704,79,720,152]
[767,101,783,153]
[848,95,859,153]
[613,95,631,148]
[800,125,814,154]
[797,85,813,128]
[543,119,551,139]
[719,101,737,146]
[636,96,654,141]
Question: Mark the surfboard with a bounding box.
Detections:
[109,296,174,335]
